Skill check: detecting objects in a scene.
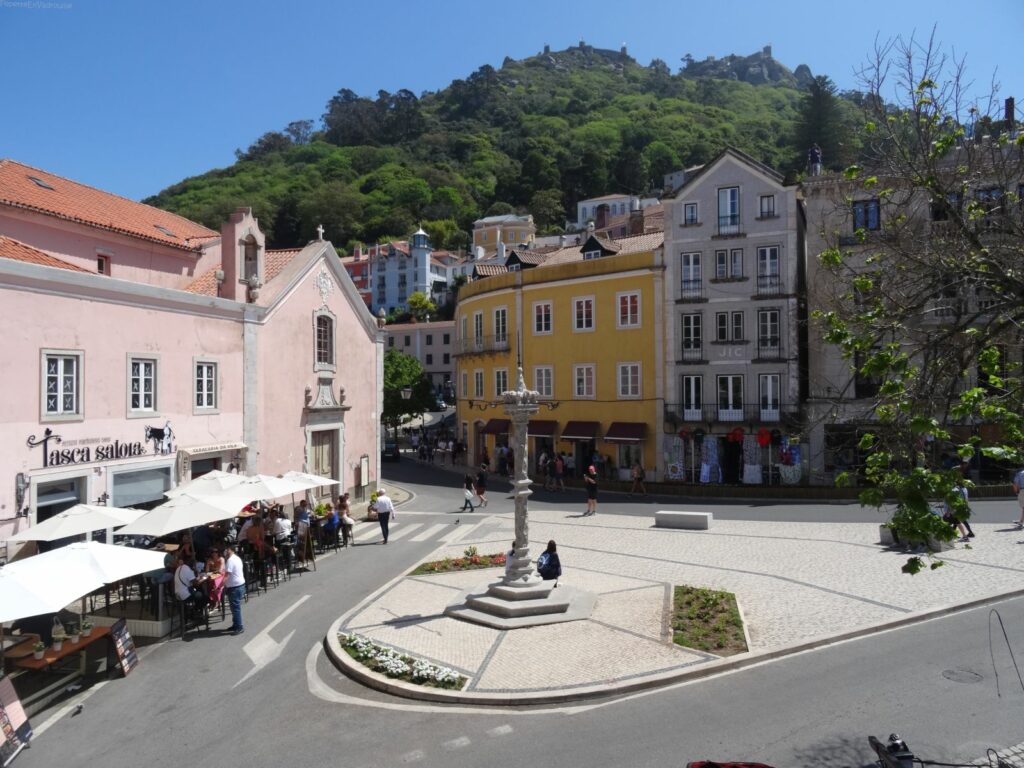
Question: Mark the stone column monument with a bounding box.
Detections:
[444,358,595,629]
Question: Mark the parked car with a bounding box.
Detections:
[381,441,400,462]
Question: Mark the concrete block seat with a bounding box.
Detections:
[655,510,712,530]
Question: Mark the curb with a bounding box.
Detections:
[323,586,1024,706]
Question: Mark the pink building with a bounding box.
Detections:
[0,160,384,547]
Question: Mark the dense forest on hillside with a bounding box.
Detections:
[145,44,863,251]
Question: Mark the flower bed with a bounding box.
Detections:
[340,633,466,690]
[409,546,506,575]
[671,585,747,656]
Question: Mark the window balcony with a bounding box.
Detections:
[714,215,744,238]
[677,279,706,303]
[663,402,799,426]
[453,334,511,356]
[755,274,783,297]
[679,345,704,363]
[756,337,783,360]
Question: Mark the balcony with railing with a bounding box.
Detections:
[663,401,799,425]
[453,334,511,356]
[755,273,783,297]
[679,344,704,363]
[677,279,706,303]
[714,214,744,238]
[756,336,783,361]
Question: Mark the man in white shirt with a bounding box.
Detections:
[173,557,198,602]
[374,488,396,544]
[272,511,292,543]
[222,544,246,635]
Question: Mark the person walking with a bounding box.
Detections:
[629,462,648,497]
[222,544,246,636]
[536,540,562,581]
[553,453,566,492]
[461,474,476,512]
[944,481,975,542]
[374,488,396,544]
[475,464,489,508]
[584,464,599,516]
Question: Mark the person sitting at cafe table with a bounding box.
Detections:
[322,502,341,547]
[202,548,226,608]
[272,509,293,543]
[174,555,208,608]
[295,499,312,524]
[246,517,276,587]
[339,493,355,547]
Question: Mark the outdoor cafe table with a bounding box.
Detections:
[15,625,112,672]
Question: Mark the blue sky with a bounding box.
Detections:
[1,0,1020,200]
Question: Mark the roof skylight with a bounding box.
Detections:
[27,175,54,190]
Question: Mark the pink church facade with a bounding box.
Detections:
[0,160,384,547]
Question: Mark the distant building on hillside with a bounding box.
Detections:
[575,194,658,230]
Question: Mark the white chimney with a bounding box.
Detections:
[497,240,506,261]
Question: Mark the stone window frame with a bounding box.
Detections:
[193,357,220,415]
[40,348,84,423]
[313,307,337,374]
[126,353,160,419]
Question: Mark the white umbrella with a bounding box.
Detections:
[6,504,145,543]
[193,473,314,504]
[164,469,245,499]
[0,541,166,624]
[117,493,244,538]
[280,470,339,490]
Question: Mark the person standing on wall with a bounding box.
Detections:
[584,464,599,516]
[374,488,396,544]
[222,544,246,636]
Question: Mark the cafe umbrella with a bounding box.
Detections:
[6,504,145,543]
[116,493,246,538]
[164,469,246,499]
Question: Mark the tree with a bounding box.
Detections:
[382,350,435,439]
[528,189,566,230]
[284,120,314,145]
[793,75,849,173]
[406,291,436,321]
[812,31,1024,573]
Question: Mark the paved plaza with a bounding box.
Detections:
[329,493,1024,703]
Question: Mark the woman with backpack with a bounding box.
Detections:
[536,540,562,581]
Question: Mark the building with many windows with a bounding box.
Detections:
[471,213,536,256]
[661,148,806,485]
[383,320,456,399]
[365,229,450,314]
[0,160,383,545]
[454,232,664,480]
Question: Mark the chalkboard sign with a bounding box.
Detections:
[0,676,32,767]
[110,618,139,677]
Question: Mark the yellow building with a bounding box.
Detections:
[454,232,665,481]
[471,213,536,252]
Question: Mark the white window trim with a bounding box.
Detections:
[572,295,596,333]
[313,307,337,374]
[494,368,509,398]
[126,353,160,418]
[533,365,554,398]
[533,300,553,336]
[193,357,221,415]
[493,305,509,343]
[40,348,84,423]
[473,369,484,398]
[616,290,641,329]
[461,370,468,398]
[573,363,596,399]
[617,361,642,399]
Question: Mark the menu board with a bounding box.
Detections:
[0,677,32,767]
[110,618,139,677]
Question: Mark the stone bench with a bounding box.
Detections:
[655,510,712,530]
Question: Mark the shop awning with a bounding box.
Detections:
[479,418,511,435]
[527,420,557,438]
[603,422,647,443]
[560,421,600,441]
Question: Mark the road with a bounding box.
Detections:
[17,460,1024,768]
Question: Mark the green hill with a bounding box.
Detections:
[144,44,860,251]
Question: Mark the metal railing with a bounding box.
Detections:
[717,214,742,236]
[680,344,703,362]
[678,279,705,302]
[756,337,783,360]
[453,334,511,356]
[663,401,799,425]
[755,273,783,297]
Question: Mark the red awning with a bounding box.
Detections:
[479,418,510,435]
[603,422,647,443]
[527,420,557,438]
[560,421,600,441]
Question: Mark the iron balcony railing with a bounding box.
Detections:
[756,336,783,360]
[680,344,704,362]
[678,279,705,302]
[755,273,783,297]
[663,401,799,425]
[717,214,742,236]
[453,334,511,356]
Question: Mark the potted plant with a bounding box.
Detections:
[32,641,46,660]
[68,624,80,643]
[81,620,94,637]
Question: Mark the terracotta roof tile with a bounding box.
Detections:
[0,160,218,252]
[473,262,508,277]
[185,247,307,297]
[540,231,663,267]
[0,234,90,273]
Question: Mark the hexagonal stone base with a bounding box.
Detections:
[444,583,597,630]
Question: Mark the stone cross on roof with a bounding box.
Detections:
[316,224,324,241]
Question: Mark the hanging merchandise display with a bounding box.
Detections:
[742,433,763,484]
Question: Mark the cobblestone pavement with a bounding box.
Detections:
[335,505,1024,700]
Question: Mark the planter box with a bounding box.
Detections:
[879,525,898,546]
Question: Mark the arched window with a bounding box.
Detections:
[316,314,334,367]
[243,235,259,282]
